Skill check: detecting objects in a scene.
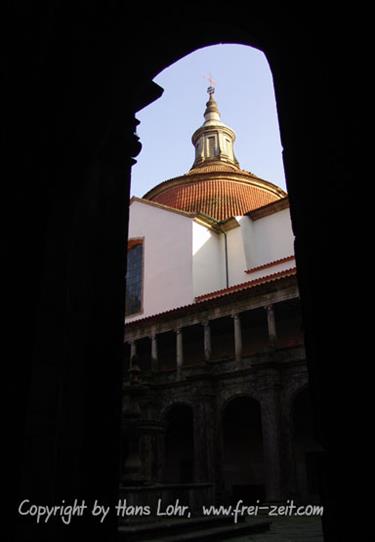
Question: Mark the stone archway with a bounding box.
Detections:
[164,403,194,483]
[222,396,265,504]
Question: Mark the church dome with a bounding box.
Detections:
[143,88,286,221]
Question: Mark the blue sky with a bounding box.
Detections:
[130,44,286,197]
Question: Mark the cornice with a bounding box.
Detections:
[247,196,290,219]
[143,170,287,202]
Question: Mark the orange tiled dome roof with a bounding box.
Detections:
[143,90,286,220]
[143,162,286,221]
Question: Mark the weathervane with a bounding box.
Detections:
[204,73,216,95]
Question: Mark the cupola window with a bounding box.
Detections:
[208,136,215,157]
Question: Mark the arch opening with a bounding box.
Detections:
[164,404,194,483]
[122,39,312,520]
[222,396,265,504]
[131,43,286,199]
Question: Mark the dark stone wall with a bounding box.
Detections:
[6,5,364,541]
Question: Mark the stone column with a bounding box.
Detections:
[128,340,141,383]
[232,313,242,362]
[203,321,212,361]
[192,397,216,508]
[265,304,277,347]
[260,377,282,501]
[130,340,136,366]
[176,328,183,380]
[158,423,167,483]
[151,330,158,372]
[204,396,217,485]
[193,403,205,482]
[215,401,226,504]
[138,420,165,484]
[121,383,145,485]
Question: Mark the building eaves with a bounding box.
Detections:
[125,268,297,328]
[245,255,295,274]
[130,195,237,232]
[246,196,290,220]
[130,195,195,219]
[195,267,297,302]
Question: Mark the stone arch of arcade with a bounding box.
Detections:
[161,402,195,484]
[221,395,264,504]
[218,384,284,504]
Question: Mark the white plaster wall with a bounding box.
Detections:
[239,209,294,271]
[126,201,295,322]
[226,225,248,286]
[245,258,296,280]
[252,208,294,265]
[192,222,226,297]
[236,216,255,269]
[126,201,194,322]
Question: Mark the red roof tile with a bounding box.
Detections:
[245,255,295,274]
[143,161,286,221]
[125,268,297,328]
[195,267,297,301]
[149,178,280,221]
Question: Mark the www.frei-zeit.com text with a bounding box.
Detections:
[18,498,324,525]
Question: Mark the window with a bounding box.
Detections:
[125,240,143,316]
[225,138,231,154]
[207,136,215,157]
